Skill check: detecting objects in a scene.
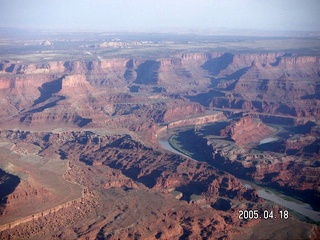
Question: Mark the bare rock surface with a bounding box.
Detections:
[0,44,319,239]
[220,116,277,148]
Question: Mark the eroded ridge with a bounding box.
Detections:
[0,35,319,239]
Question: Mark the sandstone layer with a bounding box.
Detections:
[0,47,319,239]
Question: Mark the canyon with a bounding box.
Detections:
[0,33,319,239]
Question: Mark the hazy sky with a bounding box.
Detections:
[1,0,319,33]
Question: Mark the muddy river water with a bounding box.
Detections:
[158,136,320,222]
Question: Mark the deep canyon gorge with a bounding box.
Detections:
[0,34,319,239]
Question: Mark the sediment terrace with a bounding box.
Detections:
[0,142,83,230]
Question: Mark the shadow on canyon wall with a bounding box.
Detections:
[201,53,233,76]
[134,60,160,85]
[33,77,64,106]
[0,169,20,214]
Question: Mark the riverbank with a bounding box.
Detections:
[158,130,320,223]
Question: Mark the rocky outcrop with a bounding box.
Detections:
[1,178,58,220]
[180,52,221,61]
[221,116,276,147]
[0,51,318,131]
[163,102,205,122]
[188,52,320,118]
[168,112,226,129]
[1,52,318,77]
[0,130,259,206]
[59,74,92,94]
[0,129,265,239]
[0,47,319,239]
[0,169,20,215]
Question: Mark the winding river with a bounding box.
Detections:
[158,136,320,222]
